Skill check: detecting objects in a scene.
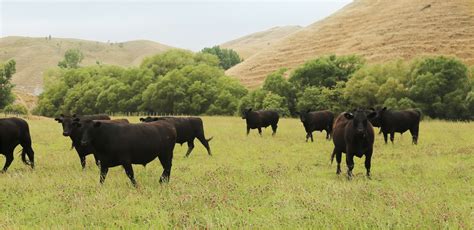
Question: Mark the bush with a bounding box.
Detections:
[3,104,28,115]
[0,60,16,108]
[200,46,242,70]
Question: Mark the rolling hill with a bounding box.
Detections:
[221,26,302,59]
[226,0,474,88]
[0,36,175,95]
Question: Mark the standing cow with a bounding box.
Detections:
[242,109,279,136]
[0,118,35,172]
[369,107,421,144]
[55,114,111,168]
[331,109,377,179]
[140,116,212,157]
[296,110,334,142]
[75,119,176,186]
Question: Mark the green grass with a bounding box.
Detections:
[0,116,472,228]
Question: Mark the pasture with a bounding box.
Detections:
[0,116,472,228]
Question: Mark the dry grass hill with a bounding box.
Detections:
[221,26,302,59]
[227,0,474,88]
[0,36,174,94]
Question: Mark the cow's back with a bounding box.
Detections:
[257,110,279,127]
[306,110,334,131]
[332,113,349,151]
[383,109,420,132]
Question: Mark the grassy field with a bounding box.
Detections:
[0,116,472,228]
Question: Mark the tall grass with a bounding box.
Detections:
[0,117,472,228]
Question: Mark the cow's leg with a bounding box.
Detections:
[197,136,212,156]
[325,130,330,140]
[271,124,278,136]
[365,149,373,179]
[123,164,137,187]
[24,147,35,169]
[246,126,250,136]
[383,132,388,144]
[335,150,342,175]
[310,133,314,142]
[2,149,14,172]
[185,140,195,158]
[346,153,355,180]
[258,128,262,136]
[79,154,86,169]
[410,125,419,145]
[390,132,395,144]
[158,153,172,183]
[99,165,109,184]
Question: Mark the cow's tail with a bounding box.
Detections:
[18,149,31,166]
[206,136,213,142]
[414,108,423,120]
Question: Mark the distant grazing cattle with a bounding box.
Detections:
[241,109,279,136]
[55,114,112,168]
[140,116,212,157]
[296,110,334,142]
[331,109,377,179]
[369,107,421,144]
[0,118,35,172]
[74,119,176,186]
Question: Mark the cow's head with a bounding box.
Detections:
[296,109,311,123]
[368,107,387,127]
[344,109,377,136]
[55,114,79,136]
[139,117,159,123]
[241,108,252,119]
[73,119,101,146]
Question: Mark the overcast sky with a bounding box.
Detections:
[1,0,351,51]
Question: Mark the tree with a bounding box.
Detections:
[409,56,471,119]
[0,60,16,108]
[289,54,365,90]
[262,68,297,115]
[58,49,84,69]
[200,46,242,70]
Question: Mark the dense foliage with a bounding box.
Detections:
[36,50,473,120]
[35,50,246,117]
[3,104,28,115]
[0,59,16,108]
[200,46,242,70]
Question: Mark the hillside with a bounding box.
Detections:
[0,36,175,94]
[221,26,302,59]
[227,0,474,88]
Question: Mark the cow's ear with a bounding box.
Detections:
[54,117,62,123]
[367,111,377,119]
[93,121,102,128]
[382,107,387,111]
[344,112,354,120]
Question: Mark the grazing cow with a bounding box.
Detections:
[331,109,377,179]
[241,109,279,136]
[369,107,421,144]
[55,114,112,168]
[296,110,334,142]
[0,118,35,172]
[140,116,212,157]
[75,119,176,186]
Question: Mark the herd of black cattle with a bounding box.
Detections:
[0,107,421,186]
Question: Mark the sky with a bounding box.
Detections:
[1,0,351,51]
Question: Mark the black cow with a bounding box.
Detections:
[0,118,35,172]
[241,109,279,136]
[140,116,212,157]
[75,119,176,186]
[296,110,334,142]
[369,107,421,144]
[55,114,111,168]
[331,109,377,179]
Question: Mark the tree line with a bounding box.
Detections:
[1,46,471,120]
